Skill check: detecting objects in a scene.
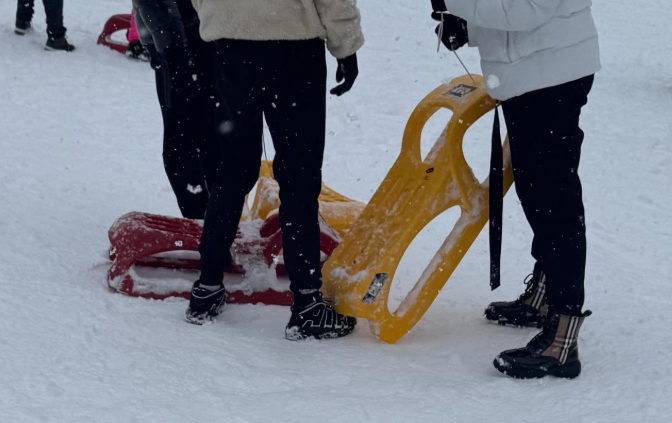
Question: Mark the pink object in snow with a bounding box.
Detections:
[128,12,140,43]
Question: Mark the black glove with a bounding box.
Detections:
[330,54,359,96]
[433,13,469,51]
[431,0,447,14]
[162,43,200,98]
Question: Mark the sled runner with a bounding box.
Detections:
[323,75,514,344]
[97,14,131,54]
[106,162,364,305]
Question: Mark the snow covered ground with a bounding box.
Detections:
[1,0,671,422]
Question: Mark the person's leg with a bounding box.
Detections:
[493,76,595,379]
[16,0,36,24]
[155,42,215,219]
[146,44,168,121]
[15,0,35,34]
[190,39,220,194]
[263,40,327,307]
[148,44,208,218]
[262,39,356,340]
[502,75,594,314]
[197,39,265,287]
[42,0,66,40]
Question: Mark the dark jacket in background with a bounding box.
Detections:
[132,0,200,51]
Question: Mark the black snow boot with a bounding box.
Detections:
[185,281,226,325]
[126,40,150,62]
[15,20,31,35]
[485,266,548,327]
[45,37,75,52]
[494,309,591,379]
[286,294,357,341]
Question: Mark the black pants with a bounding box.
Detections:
[16,0,66,39]
[199,39,327,304]
[502,75,594,313]
[147,40,219,219]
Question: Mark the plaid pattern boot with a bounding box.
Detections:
[494,310,591,379]
[485,266,548,327]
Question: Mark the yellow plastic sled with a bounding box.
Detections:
[323,75,514,344]
[246,161,365,237]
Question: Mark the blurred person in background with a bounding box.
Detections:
[15,0,75,51]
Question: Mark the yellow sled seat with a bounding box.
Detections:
[323,75,514,344]
[249,161,365,237]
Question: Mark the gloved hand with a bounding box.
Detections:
[433,13,469,51]
[430,0,448,22]
[330,54,359,96]
[162,43,200,98]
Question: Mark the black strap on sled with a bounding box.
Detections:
[489,106,503,291]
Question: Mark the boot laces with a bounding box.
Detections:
[516,273,537,303]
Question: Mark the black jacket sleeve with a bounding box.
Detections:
[132,0,188,52]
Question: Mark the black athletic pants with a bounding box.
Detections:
[147,40,219,219]
[199,39,327,305]
[502,75,594,313]
[16,0,66,39]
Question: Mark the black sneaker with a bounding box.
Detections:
[15,20,31,35]
[185,281,226,325]
[126,40,150,62]
[494,310,591,379]
[286,299,357,341]
[485,266,548,327]
[45,37,76,52]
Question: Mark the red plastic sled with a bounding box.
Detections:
[97,14,131,54]
[107,212,341,306]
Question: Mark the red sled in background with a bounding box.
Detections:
[106,162,366,306]
[97,14,131,54]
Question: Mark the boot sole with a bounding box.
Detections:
[484,310,544,328]
[14,29,27,36]
[493,357,582,379]
[285,324,356,341]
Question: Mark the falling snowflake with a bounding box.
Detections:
[187,184,203,194]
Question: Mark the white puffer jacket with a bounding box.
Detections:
[190,0,364,59]
[443,0,601,100]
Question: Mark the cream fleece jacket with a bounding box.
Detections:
[191,0,364,58]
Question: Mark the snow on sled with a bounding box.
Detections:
[323,75,515,344]
[97,14,131,54]
[107,161,365,305]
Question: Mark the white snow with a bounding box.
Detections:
[1,0,672,422]
[486,74,500,89]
